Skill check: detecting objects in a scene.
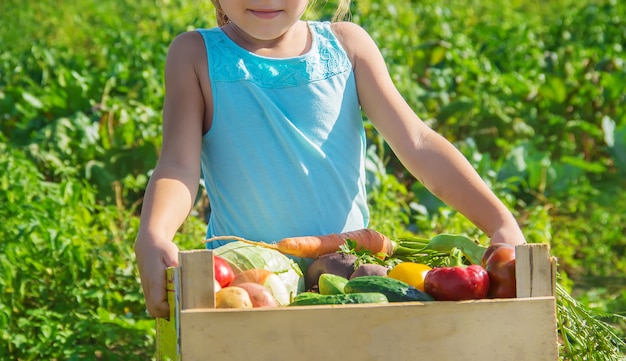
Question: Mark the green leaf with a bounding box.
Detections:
[539,76,567,103]
[560,156,606,173]
[21,92,44,109]
[436,98,475,122]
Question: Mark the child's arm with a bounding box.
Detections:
[135,31,208,318]
[335,22,526,245]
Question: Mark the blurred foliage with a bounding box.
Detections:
[1,0,624,359]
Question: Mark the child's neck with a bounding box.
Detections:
[223,20,312,58]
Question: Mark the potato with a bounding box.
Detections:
[305,253,357,290]
[215,286,253,309]
[230,269,290,306]
[349,264,389,279]
[236,282,279,308]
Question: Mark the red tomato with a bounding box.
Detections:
[214,255,235,288]
[423,265,490,301]
[482,243,516,298]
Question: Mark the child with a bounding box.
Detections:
[135,0,527,318]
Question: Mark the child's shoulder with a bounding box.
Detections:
[330,21,365,36]
[161,30,212,78]
[169,29,207,48]
[330,21,376,46]
[329,22,378,58]
[166,30,208,59]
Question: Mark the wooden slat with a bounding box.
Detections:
[550,256,558,296]
[179,297,559,361]
[180,250,215,310]
[516,243,554,298]
[156,267,180,361]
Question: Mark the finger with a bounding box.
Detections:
[162,243,180,267]
[146,278,170,318]
[145,243,179,318]
[144,262,169,315]
[147,300,171,319]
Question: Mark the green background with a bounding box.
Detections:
[1,0,624,359]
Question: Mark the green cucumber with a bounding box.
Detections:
[344,276,434,302]
[290,292,323,302]
[289,292,388,306]
[318,273,349,295]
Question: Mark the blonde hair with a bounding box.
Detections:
[209,0,229,26]
[210,1,352,27]
[331,0,352,22]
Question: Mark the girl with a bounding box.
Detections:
[135,0,527,318]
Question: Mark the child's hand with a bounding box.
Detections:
[135,239,179,318]
[489,224,527,246]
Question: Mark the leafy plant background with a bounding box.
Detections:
[1,0,624,359]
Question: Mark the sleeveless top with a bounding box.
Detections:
[197,21,369,248]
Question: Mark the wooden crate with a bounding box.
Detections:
[156,244,558,361]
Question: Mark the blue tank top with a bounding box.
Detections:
[197,21,369,248]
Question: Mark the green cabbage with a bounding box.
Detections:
[213,241,305,301]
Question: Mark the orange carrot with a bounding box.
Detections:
[204,228,395,259]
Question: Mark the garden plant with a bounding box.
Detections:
[1,0,624,359]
